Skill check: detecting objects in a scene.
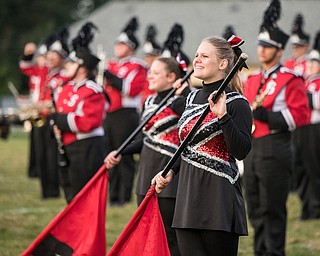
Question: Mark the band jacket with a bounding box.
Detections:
[104,56,148,112]
[305,74,320,124]
[19,56,49,103]
[284,54,308,77]
[55,79,107,145]
[245,65,309,139]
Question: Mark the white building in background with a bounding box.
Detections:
[71,0,320,67]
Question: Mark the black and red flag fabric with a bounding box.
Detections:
[21,165,108,256]
[107,185,170,256]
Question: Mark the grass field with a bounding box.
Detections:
[0,128,320,255]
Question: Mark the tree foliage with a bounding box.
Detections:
[0,0,109,95]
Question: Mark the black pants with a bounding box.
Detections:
[137,195,181,256]
[292,125,320,220]
[61,137,105,203]
[27,127,38,178]
[33,122,60,198]
[104,108,139,204]
[243,133,292,256]
[175,228,239,256]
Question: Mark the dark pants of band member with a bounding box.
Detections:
[61,136,105,203]
[104,108,139,205]
[174,228,239,256]
[28,126,38,178]
[137,195,181,256]
[33,122,60,198]
[243,133,292,256]
[292,124,320,220]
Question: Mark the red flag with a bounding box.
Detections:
[21,165,108,256]
[107,185,170,256]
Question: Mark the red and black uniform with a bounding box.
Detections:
[19,54,49,178]
[284,55,308,77]
[54,79,107,202]
[35,68,69,199]
[171,81,252,256]
[19,56,49,104]
[103,56,148,205]
[293,74,320,219]
[243,64,309,256]
[121,88,188,255]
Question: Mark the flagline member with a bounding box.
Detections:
[105,57,190,256]
[103,16,148,206]
[243,1,309,255]
[152,36,252,256]
[51,23,107,203]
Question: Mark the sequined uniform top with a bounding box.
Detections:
[172,79,252,235]
[122,88,187,198]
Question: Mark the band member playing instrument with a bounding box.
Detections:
[19,41,48,178]
[19,26,70,199]
[152,35,251,256]
[243,1,309,255]
[49,22,107,203]
[103,16,148,206]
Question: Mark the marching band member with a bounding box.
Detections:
[284,13,310,77]
[19,26,70,199]
[19,41,48,178]
[293,32,320,220]
[243,1,309,255]
[51,39,107,203]
[103,16,148,206]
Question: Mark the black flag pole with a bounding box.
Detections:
[161,53,248,177]
[114,69,194,157]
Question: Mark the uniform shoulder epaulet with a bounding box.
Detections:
[247,70,260,78]
[279,67,301,77]
[85,80,103,93]
[129,56,148,68]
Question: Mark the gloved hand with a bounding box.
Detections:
[253,106,269,122]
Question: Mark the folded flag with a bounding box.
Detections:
[107,185,170,256]
[21,165,108,256]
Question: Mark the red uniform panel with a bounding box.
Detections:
[104,56,148,112]
[245,67,309,138]
[55,80,107,145]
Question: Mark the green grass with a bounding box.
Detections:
[0,128,320,255]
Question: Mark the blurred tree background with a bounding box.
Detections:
[0,0,109,95]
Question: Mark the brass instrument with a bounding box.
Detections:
[17,98,53,127]
[251,73,277,133]
[8,81,52,127]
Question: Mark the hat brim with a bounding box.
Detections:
[257,40,279,48]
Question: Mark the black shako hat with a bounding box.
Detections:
[68,22,100,70]
[116,17,140,50]
[257,0,289,49]
[222,25,237,41]
[289,13,310,46]
[307,31,320,62]
[48,25,70,58]
[162,23,190,69]
[143,25,161,56]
